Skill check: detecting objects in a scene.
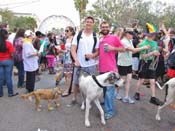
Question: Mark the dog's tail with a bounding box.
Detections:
[156,81,169,102]
[20,92,34,102]
[155,81,167,90]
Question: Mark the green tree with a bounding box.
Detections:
[14,16,37,31]
[161,5,175,28]
[0,8,37,31]
[74,0,88,27]
[0,9,14,28]
[86,0,175,31]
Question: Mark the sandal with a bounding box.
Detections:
[62,92,70,97]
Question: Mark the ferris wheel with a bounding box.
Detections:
[38,15,75,34]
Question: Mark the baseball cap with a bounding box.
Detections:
[24,30,34,37]
[125,30,135,36]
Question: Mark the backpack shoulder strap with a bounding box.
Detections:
[76,31,83,52]
[92,32,97,53]
[76,31,97,53]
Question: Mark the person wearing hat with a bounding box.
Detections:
[134,23,163,106]
[116,30,150,104]
[22,30,40,93]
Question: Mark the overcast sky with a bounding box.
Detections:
[0,0,95,26]
[0,0,174,26]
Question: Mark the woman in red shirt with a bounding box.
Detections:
[0,28,18,97]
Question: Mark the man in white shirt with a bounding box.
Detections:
[68,16,99,106]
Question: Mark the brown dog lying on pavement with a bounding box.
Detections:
[21,87,62,111]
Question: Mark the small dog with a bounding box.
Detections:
[21,87,62,111]
[79,70,124,127]
[155,78,175,120]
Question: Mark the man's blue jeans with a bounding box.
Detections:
[104,86,116,116]
[15,61,25,87]
[0,59,14,96]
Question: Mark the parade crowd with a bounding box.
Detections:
[0,16,175,120]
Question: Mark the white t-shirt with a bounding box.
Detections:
[8,33,16,44]
[72,31,99,67]
[118,37,134,66]
[22,41,39,72]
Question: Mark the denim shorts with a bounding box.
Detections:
[73,65,97,86]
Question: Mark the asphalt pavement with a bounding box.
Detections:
[0,70,175,131]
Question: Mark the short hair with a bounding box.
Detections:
[85,16,94,23]
[100,21,110,28]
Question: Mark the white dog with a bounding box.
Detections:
[79,70,124,127]
[155,78,175,121]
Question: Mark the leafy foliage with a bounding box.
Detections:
[74,0,89,26]
[86,0,175,31]
[0,9,37,31]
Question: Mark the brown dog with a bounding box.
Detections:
[21,87,62,111]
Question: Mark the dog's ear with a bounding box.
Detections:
[104,72,116,84]
[56,87,62,94]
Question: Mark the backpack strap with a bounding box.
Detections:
[92,32,97,53]
[76,31,97,53]
[76,31,83,52]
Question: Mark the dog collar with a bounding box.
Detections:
[92,75,106,88]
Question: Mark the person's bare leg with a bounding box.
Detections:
[149,79,156,97]
[125,73,132,98]
[135,78,144,93]
[72,84,79,101]
[62,73,71,96]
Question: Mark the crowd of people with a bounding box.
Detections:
[0,16,175,120]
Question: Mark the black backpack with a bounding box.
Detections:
[167,38,175,69]
[76,30,97,52]
[71,31,97,61]
[68,31,97,94]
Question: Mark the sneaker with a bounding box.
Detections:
[115,93,122,100]
[134,92,140,100]
[67,100,77,107]
[8,92,19,97]
[122,97,135,104]
[150,97,164,106]
[104,113,115,120]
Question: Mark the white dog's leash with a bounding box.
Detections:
[92,75,106,88]
[75,66,106,88]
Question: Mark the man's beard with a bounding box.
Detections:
[101,30,110,35]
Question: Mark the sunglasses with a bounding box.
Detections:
[65,30,69,33]
[101,26,109,29]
